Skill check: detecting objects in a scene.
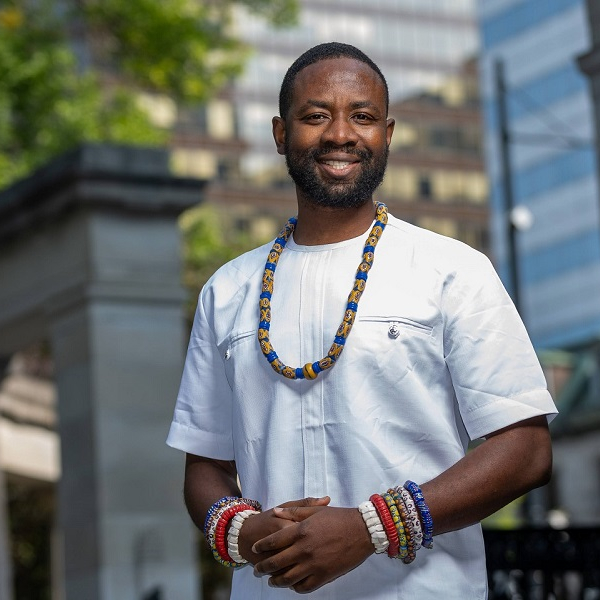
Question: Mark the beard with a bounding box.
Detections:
[284,142,389,209]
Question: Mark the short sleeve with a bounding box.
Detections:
[166,287,234,459]
[442,251,557,440]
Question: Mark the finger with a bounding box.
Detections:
[293,576,320,594]
[252,523,298,554]
[254,546,297,576]
[272,506,322,522]
[277,496,330,509]
[267,566,307,589]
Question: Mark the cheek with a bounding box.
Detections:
[365,129,390,148]
[289,131,321,150]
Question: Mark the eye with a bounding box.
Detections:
[353,113,374,122]
[303,113,328,123]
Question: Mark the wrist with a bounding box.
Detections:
[204,496,262,567]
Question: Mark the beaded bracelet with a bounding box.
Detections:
[205,497,262,543]
[370,493,399,558]
[227,509,259,564]
[404,481,434,549]
[204,497,262,567]
[396,486,423,552]
[390,488,416,564]
[212,503,254,566]
[358,500,389,554]
[203,496,240,534]
[383,491,408,560]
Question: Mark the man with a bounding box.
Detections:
[167,43,557,598]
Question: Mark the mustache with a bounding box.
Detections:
[310,145,373,160]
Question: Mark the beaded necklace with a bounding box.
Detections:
[258,202,388,380]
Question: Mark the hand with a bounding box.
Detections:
[237,496,330,565]
[252,505,374,593]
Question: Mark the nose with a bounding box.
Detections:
[321,115,358,147]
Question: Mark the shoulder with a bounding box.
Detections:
[383,212,494,276]
[200,242,271,307]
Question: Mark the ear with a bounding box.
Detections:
[272,116,286,155]
[386,118,395,147]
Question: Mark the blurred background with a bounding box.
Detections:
[0,0,599,598]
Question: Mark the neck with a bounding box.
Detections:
[292,196,377,245]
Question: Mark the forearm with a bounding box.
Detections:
[421,415,552,535]
[183,453,241,532]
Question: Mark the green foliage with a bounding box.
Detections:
[80,0,300,102]
[0,1,166,189]
[78,0,299,102]
[0,0,299,190]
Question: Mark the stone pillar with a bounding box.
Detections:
[0,144,205,599]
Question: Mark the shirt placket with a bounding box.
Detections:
[299,250,329,498]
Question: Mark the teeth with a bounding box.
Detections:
[323,160,351,170]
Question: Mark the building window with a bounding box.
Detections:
[419,174,432,199]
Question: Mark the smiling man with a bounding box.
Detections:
[167,43,557,599]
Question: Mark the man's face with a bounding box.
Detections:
[273,57,394,209]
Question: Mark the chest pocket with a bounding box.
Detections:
[219,329,257,381]
[351,315,436,382]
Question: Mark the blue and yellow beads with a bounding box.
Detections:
[257,202,388,380]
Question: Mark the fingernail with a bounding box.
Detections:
[251,544,258,553]
[273,507,283,513]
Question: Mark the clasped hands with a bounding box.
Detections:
[237,496,374,594]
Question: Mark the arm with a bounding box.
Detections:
[183,453,241,532]
[253,414,552,593]
[422,414,552,534]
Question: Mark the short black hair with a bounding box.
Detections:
[278,42,389,119]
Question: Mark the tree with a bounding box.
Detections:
[0,1,167,188]
[0,0,299,189]
[0,2,298,596]
[180,204,269,321]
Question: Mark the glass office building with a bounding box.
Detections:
[477,0,600,349]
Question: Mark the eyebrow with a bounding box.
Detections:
[298,99,380,112]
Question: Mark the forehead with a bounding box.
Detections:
[291,57,386,109]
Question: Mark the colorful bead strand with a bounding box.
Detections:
[383,491,409,560]
[258,202,388,380]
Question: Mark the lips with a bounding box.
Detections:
[322,160,355,170]
[317,154,361,179]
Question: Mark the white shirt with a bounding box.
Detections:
[167,213,557,599]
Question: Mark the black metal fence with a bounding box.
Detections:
[484,528,600,599]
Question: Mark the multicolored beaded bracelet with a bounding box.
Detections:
[257,202,388,380]
[404,480,434,549]
[390,488,416,564]
[203,495,240,535]
[211,504,252,567]
[204,496,262,568]
[214,503,258,567]
[396,485,423,551]
[383,491,408,560]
